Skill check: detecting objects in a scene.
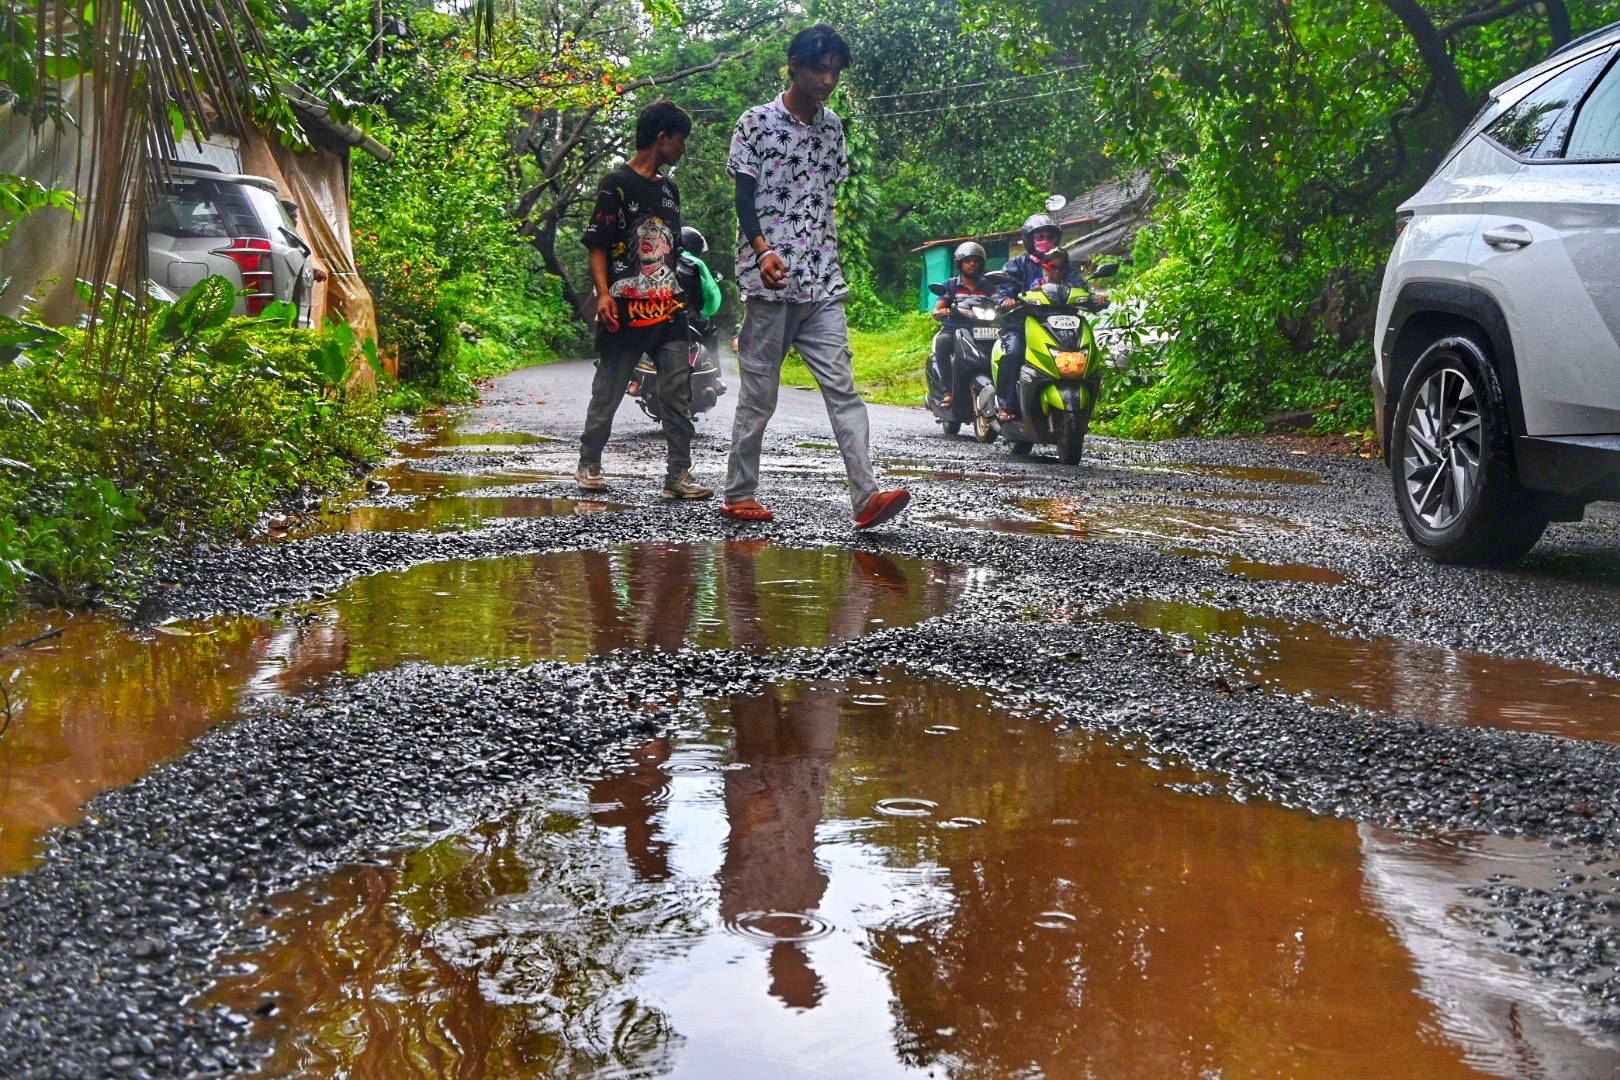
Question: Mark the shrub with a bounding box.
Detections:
[0,278,387,606]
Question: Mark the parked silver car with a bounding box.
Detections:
[146,162,314,325]
[1374,21,1620,562]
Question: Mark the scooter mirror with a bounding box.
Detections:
[928,282,947,297]
[981,270,1017,289]
[1093,262,1121,279]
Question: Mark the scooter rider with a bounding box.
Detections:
[929,241,991,404]
[994,213,1082,419]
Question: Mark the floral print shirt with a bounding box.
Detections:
[727,95,849,304]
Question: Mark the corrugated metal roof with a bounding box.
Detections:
[913,169,1153,252]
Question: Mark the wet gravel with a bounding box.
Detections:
[9,378,1620,1075]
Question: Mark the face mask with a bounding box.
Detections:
[1031,234,1056,254]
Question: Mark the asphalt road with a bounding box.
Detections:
[9,358,1620,1075]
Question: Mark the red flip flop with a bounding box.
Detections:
[719,502,775,522]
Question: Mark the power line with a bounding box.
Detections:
[863,63,1088,102]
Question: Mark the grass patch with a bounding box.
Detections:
[781,312,934,408]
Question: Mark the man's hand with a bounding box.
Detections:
[596,291,620,333]
[759,251,788,291]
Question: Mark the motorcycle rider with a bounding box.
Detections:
[928,240,991,405]
[994,213,1082,420]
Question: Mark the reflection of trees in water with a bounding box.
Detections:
[212,796,709,1078]
[852,681,1479,1078]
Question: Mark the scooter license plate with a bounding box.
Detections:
[1046,314,1081,330]
[1054,350,1089,378]
[972,326,999,339]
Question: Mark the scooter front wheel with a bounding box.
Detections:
[1058,411,1087,465]
[942,421,961,436]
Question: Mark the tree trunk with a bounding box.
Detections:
[1545,0,1572,48]
[1380,0,1477,133]
[532,221,586,322]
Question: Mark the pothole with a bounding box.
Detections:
[207,675,1613,1077]
[0,545,978,875]
[1111,598,1620,741]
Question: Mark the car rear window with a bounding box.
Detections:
[147,179,271,239]
[1484,50,1611,158]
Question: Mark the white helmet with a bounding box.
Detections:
[953,241,987,269]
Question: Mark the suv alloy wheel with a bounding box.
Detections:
[1390,335,1549,562]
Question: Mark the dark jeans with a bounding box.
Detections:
[997,328,1025,414]
[580,319,694,482]
[929,330,953,398]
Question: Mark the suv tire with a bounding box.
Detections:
[1390,335,1548,563]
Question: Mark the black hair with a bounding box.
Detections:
[1042,248,1070,265]
[787,24,851,72]
[635,100,692,150]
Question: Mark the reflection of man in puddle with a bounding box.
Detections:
[576,544,701,653]
[589,737,674,882]
[720,685,839,1009]
[721,542,914,650]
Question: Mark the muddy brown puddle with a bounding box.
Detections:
[925,495,1346,584]
[1112,598,1620,742]
[0,544,971,876]
[209,675,1618,1078]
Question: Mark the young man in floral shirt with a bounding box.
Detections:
[719,24,910,529]
[576,100,711,501]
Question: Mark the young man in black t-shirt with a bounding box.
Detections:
[576,100,712,500]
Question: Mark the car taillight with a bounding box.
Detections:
[212,237,274,314]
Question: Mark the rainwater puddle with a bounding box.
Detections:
[208,675,1616,1078]
[1111,598,1620,741]
[301,541,976,668]
[926,495,1300,547]
[318,494,614,535]
[0,545,973,874]
[0,612,326,875]
[1162,547,1349,585]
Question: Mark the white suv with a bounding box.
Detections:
[1375,21,1620,562]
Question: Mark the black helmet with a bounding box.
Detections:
[953,241,987,270]
[1021,212,1061,254]
[681,226,707,255]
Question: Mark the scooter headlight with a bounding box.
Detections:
[1053,350,1089,378]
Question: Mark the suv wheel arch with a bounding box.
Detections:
[1384,283,1525,452]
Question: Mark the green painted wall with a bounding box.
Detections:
[916,240,1011,312]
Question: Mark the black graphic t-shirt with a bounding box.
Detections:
[581,164,684,328]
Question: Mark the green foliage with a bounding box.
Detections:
[0,277,386,607]
[347,42,578,400]
[960,0,1620,437]
[782,312,937,407]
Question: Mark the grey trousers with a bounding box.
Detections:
[725,296,878,511]
[579,322,693,483]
